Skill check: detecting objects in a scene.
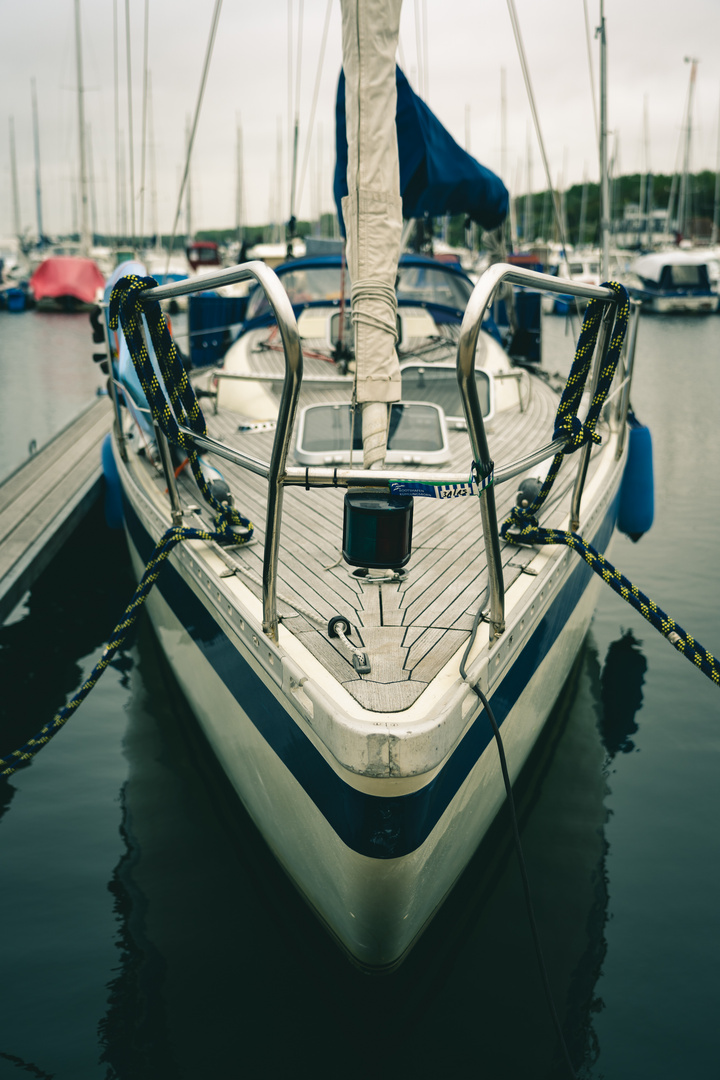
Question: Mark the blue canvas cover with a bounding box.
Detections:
[334,66,508,234]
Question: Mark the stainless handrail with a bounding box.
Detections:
[615,299,642,458]
[139,261,302,643]
[177,428,567,490]
[456,262,621,639]
[129,258,628,648]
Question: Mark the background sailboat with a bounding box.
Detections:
[29,0,104,311]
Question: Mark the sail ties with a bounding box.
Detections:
[349,277,400,469]
[350,278,398,340]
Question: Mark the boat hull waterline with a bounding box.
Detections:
[116,430,624,968]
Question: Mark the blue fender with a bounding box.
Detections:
[617,415,654,542]
[101,433,124,529]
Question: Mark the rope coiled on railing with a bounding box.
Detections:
[501,281,719,688]
[108,273,254,543]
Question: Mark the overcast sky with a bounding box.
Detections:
[2,0,719,241]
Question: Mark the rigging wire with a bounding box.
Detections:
[295,0,333,217]
[164,0,223,277]
[113,0,121,239]
[505,1,571,259]
[506,0,578,330]
[289,0,304,228]
[583,0,599,153]
[414,0,423,98]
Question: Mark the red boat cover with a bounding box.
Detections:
[30,256,105,304]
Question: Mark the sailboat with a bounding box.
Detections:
[104,0,644,968]
[30,0,104,311]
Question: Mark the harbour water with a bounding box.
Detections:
[0,306,718,1079]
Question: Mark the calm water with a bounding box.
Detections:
[0,307,718,1079]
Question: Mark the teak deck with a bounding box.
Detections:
[137,355,600,714]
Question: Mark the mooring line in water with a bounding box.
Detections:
[460,607,578,1080]
[506,525,719,687]
[0,526,222,779]
[501,281,718,688]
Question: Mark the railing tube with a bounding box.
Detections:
[256,276,303,643]
[138,260,303,642]
[455,263,619,640]
[615,299,642,458]
[153,423,184,526]
[456,269,508,639]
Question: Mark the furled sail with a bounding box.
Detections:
[339,0,404,469]
[335,17,508,467]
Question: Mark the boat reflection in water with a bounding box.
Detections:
[96,619,648,1078]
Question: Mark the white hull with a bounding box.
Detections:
[119,429,622,967]
[648,293,718,314]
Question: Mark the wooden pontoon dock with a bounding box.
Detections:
[0,396,112,624]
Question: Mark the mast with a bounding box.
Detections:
[677,57,698,240]
[113,0,121,241]
[578,164,588,248]
[185,117,193,242]
[598,0,610,279]
[125,0,137,249]
[138,0,150,249]
[148,71,159,243]
[637,95,648,249]
[235,118,244,247]
[87,123,98,242]
[288,0,303,251]
[74,0,92,254]
[712,88,720,247]
[501,67,513,249]
[31,79,45,245]
[524,122,533,246]
[8,118,22,242]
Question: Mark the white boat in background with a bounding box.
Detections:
[626,250,719,313]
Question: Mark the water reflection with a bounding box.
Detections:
[97,623,650,1080]
[0,502,134,814]
[599,630,647,758]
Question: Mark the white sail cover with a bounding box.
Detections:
[340,0,403,462]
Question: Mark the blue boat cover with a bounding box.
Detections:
[334,66,509,234]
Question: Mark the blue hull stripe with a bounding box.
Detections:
[124,494,615,859]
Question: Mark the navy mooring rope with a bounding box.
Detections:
[108,273,254,543]
[2,278,259,777]
[501,281,719,688]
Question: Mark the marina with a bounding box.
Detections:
[0,309,718,1078]
[1,0,720,1075]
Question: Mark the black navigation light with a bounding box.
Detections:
[342,491,413,570]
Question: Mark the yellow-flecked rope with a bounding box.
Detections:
[0,526,220,778]
[501,282,719,688]
[1,276,258,776]
[108,273,253,543]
